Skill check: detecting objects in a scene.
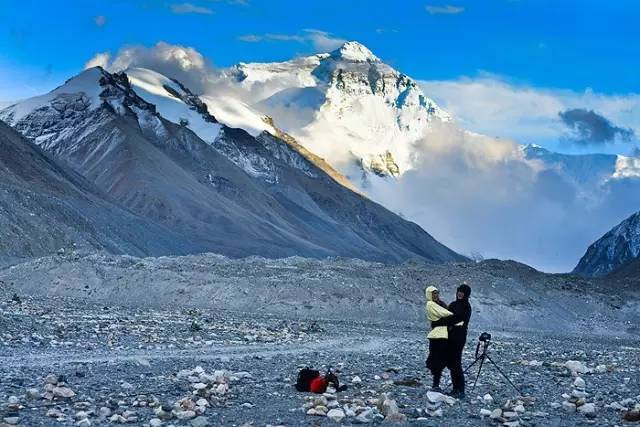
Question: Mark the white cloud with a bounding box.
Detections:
[238,29,346,53]
[303,29,347,51]
[365,122,640,272]
[170,3,214,15]
[419,74,640,154]
[84,52,111,69]
[425,4,465,15]
[86,42,213,92]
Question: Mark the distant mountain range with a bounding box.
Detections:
[0,66,464,263]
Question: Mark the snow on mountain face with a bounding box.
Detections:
[222,41,450,181]
[574,211,640,277]
[126,68,223,143]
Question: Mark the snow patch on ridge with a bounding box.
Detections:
[1,68,104,124]
[126,67,222,143]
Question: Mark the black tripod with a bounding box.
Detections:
[464,338,522,395]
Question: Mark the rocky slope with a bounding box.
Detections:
[2,251,638,336]
[0,67,464,263]
[574,211,640,277]
[0,120,200,262]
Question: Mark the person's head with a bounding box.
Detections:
[425,285,440,302]
[457,283,471,301]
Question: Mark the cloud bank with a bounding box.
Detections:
[364,122,640,272]
[420,75,640,154]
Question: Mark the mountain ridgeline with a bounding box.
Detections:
[0,66,465,264]
[574,211,640,277]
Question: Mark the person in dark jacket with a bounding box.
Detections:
[432,283,472,398]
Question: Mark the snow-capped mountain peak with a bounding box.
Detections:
[220,41,451,183]
[329,41,380,63]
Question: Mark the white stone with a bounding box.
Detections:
[45,374,59,384]
[355,408,374,423]
[562,401,576,412]
[351,376,362,384]
[490,408,502,419]
[483,393,494,403]
[53,386,75,399]
[109,414,127,423]
[149,419,162,427]
[380,398,400,417]
[573,377,586,389]
[327,408,346,422]
[192,382,207,390]
[98,407,111,417]
[26,388,40,399]
[577,403,596,417]
[76,419,91,427]
[426,391,456,406]
[480,409,492,417]
[565,361,590,376]
[514,404,526,413]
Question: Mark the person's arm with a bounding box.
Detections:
[428,301,453,320]
[431,312,464,327]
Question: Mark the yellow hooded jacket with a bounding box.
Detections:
[425,285,452,339]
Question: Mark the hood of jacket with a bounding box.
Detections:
[425,285,438,302]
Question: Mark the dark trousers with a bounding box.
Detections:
[426,339,448,387]
[448,339,466,392]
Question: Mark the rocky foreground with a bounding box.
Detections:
[1,291,639,426]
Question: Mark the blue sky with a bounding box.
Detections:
[1,0,638,153]
[1,0,639,97]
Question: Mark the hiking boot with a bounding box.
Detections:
[430,386,442,392]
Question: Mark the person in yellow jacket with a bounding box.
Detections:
[425,285,453,391]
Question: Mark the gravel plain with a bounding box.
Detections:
[1,285,639,427]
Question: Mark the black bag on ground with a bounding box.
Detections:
[295,367,320,392]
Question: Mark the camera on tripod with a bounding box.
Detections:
[465,331,523,395]
[478,332,492,342]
